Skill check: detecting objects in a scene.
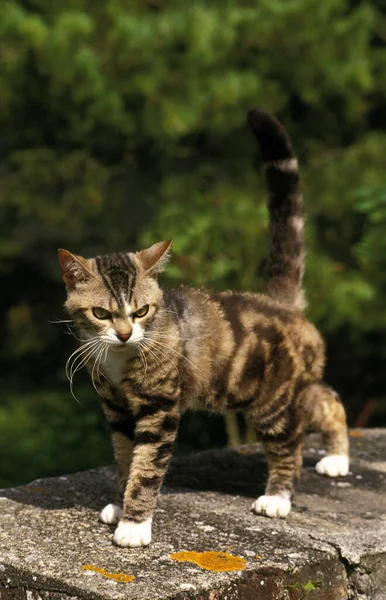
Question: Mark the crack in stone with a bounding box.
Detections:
[307,533,378,600]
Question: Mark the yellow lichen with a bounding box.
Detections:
[255,555,261,560]
[81,564,135,583]
[349,430,364,438]
[170,551,246,572]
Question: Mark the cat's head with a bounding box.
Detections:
[58,240,172,348]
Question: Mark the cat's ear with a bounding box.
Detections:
[58,249,94,289]
[135,240,172,276]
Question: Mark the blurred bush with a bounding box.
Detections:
[1,0,386,486]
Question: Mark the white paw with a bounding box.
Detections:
[315,455,349,477]
[113,517,152,548]
[100,503,122,524]
[251,493,291,518]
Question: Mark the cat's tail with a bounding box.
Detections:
[247,108,306,311]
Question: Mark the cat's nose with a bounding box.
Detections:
[116,332,131,343]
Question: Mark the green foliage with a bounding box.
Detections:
[0,386,112,488]
[1,0,386,486]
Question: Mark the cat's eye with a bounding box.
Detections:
[133,305,149,319]
[92,307,111,320]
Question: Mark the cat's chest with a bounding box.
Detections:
[102,347,138,387]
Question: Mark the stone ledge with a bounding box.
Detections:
[0,430,385,600]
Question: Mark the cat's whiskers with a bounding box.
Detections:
[69,338,100,364]
[102,342,110,364]
[68,340,102,384]
[66,339,109,405]
[138,340,180,391]
[140,350,159,386]
[157,309,179,317]
[140,339,178,378]
[141,336,179,371]
[69,382,83,405]
[98,343,110,389]
[147,338,208,384]
[65,338,101,381]
[136,344,149,382]
[66,340,102,405]
[49,318,87,341]
[140,338,183,384]
[69,345,100,386]
[66,323,81,340]
[49,317,74,324]
[143,336,203,376]
[147,331,210,342]
[66,325,101,343]
[91,343,108,396]
[66,338,100,369]
[92,342,110,392]
[138,340,169,375]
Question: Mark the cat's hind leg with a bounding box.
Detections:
[251,443,303,518]
[252,407,304,518]
[303,383,349,477]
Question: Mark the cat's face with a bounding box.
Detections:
[58,241,172,349]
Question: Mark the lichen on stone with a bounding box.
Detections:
[170,551,247,572]
[349,430,364,437]
[81,564,135,583]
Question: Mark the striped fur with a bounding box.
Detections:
[248,109,306,310]
[58,108,349,547]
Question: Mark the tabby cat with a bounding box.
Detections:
[58,108,349,548]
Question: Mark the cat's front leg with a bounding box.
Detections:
[113,397,180,548]
[99,397,135,525]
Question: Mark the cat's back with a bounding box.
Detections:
[166,286,323,357]
[165,287,324,409]
[212,289,324,368]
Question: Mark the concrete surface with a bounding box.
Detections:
[0,429,385,600]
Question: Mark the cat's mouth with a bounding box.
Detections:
[110,341,139,354]
[110,341,131,349]
[100,337,134,348]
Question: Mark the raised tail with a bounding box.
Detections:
[247,108,306,311]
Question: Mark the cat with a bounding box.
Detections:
[58,108,349,548]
